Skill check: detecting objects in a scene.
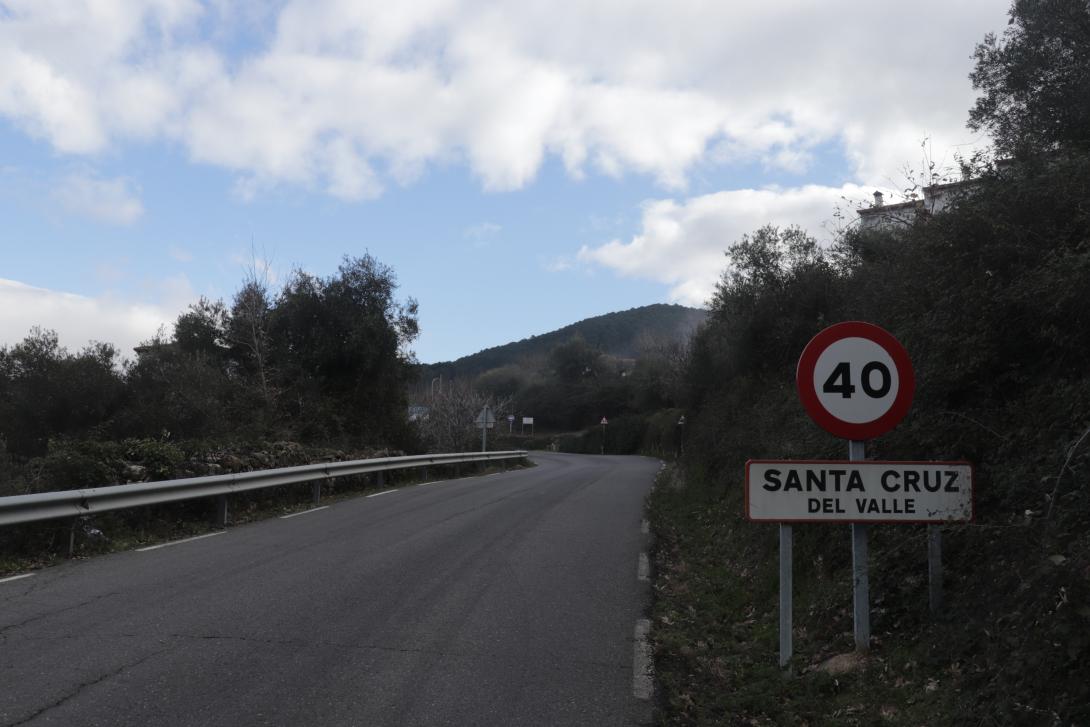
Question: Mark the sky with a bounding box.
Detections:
[0,0,1012,363]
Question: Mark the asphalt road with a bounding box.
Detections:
[0,452,659,727]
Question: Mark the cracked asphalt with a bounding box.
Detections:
[0,452,657,726]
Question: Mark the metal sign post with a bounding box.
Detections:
[779,523,793,667]
[848,439,870,652]
[797,322,915,655]
[476,406,495,452]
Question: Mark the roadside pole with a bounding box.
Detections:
[476,405,495,453]
[849,439,870,652]
[779,523,793,667]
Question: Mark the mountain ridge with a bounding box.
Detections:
[420,303,706,380]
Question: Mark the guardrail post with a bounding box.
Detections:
[376,471,385,488]
[213,495,228,528]
[312,479,322,505]
[420,466,428,482]
[67,517,79,558]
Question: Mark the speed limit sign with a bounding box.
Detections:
[796,321,914,440]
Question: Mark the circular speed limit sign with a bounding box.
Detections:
[796,321,914,440]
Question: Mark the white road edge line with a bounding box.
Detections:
[0,573,35,584]
[416,481,443,487]
[279,506,329,519]
[136,531,225,552]
[638,552,650,582]
[633,619,654,700]
[366,489,398,498]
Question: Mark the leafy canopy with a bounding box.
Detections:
[969,0,1090,156]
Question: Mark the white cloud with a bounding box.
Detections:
[0,278,191,356]
[0,0,201,152]
[463,221,501,246]
[0,0,1009,197]
[0,49,106,153]
[53,171,144,224]
[578,183,883,306]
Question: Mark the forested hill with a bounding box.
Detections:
[422,303,706,380]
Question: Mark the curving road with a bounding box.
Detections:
[0,452,658,726]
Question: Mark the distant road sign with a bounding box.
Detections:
[507,415,515,422]
[796,321,914,440]
[746,460,973,523]
[522,417,534,425]
[600,417,608,425]
[475,407,496,429]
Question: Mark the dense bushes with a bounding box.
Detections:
[0,254,420,473]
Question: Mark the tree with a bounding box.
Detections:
[969,0,1090,157]
[629,333,689,411]
[475,365,530,400]
[691,225,844,390]
[268,254,419,443]
[173,298,229,362]
[122,330,236,440]
[549,336,602,383]
[227,278,274,409]
[0,329,125,457]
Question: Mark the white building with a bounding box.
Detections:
[857,175,980,230]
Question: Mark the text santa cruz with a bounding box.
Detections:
[745,461,973,523]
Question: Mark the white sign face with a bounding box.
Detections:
[812,337,900,424]
[746,461,973,523]
[522,417,534,425]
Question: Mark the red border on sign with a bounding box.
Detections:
[744,459,975,524]
[796,321,915,441]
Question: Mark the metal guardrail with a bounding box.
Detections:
[0,450,529,528]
